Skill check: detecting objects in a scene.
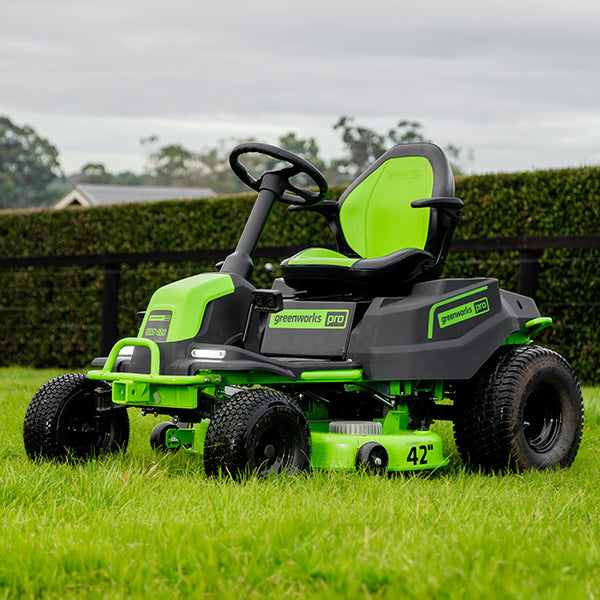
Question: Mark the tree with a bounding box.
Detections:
[331,116,388,178]
[195,139,250,194]
[145,143,199,186]
[114,170,148,186]
[141,136,231,191]
[79,162,114,184]
[332,116,472,179]
[278,132,326,172]
[140,133,330,195]
[137,121,471,197]
[387,120,427,145]
[71,163,149,187]
[0,173,17,208]
[0,116,61,208]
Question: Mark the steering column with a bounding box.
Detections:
[220,142,328,280]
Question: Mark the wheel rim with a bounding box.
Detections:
[66,414,116,454]
[368,445,388,470]
[61,389,117,456]
[523,384,563,453]
[253,418,300,475]
[356,442,388,474]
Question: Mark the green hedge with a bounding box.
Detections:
[449,168,600,383]
[0,168,599,382]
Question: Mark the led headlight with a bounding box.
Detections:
[190,348,226,360]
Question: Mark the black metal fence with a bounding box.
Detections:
[1,234,598,356]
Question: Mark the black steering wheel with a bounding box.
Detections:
[229,142,328,206]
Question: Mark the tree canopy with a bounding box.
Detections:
[0,114,472,207]
[0,116,61,208]
[332,116,470,178]
[139,117,471,193]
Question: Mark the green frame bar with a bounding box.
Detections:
[87,337,213,385]
[299,369,363,382]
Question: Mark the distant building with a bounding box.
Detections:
[54,184,216,209]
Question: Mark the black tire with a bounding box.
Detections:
[23,373,129,461]
[356,442,389,475]
[150,421,178,451]
[204,388,311,479]
[453,345,583,472]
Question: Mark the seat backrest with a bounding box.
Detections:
[337,143,455,259]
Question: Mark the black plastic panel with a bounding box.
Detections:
[260,300,357,358]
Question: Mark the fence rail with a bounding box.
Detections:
[1,234,599,354]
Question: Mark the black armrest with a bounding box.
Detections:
[288,200,339,216]
[411,197,463,210]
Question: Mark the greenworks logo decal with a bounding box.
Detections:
[269,309,349,330]
[148,313,171,322]
[427,285,489,339]
[143,310,172,341]
[437,297,489,329]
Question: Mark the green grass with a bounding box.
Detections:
[1,367,600,599]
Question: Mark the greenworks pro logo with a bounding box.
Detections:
[143,310,172,341]
[427,285,490,339]
[148,313,171,322]
[437,297,489,329]
[269,309,349,330]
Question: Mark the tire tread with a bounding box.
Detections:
[453,345,583,472]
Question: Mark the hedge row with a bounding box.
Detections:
[0,167,599,382]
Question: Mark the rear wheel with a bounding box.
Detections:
[453,345,583,472]
[204,388,310,479]
[24,373,129,461]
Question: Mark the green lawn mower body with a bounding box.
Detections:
[24,142,583,477]
[86,271,547,473]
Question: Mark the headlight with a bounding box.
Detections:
[190,348,226,360]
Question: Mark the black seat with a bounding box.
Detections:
[280,143,462,295]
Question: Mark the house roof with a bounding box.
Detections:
[54,184,216,209]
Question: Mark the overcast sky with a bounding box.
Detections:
[1,0,599,176]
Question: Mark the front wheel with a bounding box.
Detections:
[204,388,310,479]
[453,345,583,472]
[24,373,129,461]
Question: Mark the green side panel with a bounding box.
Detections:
[138,273,234,342]
[310,429,447,472]
[339,156,434,258]
[286,248,359,267]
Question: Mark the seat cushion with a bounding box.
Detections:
[281,247,435,294]
[284,248,359,268]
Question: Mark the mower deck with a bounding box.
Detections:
[156,417,448,473]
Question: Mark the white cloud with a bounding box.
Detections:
[0,0,598,174]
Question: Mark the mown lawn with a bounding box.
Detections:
[1,367,599,599]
